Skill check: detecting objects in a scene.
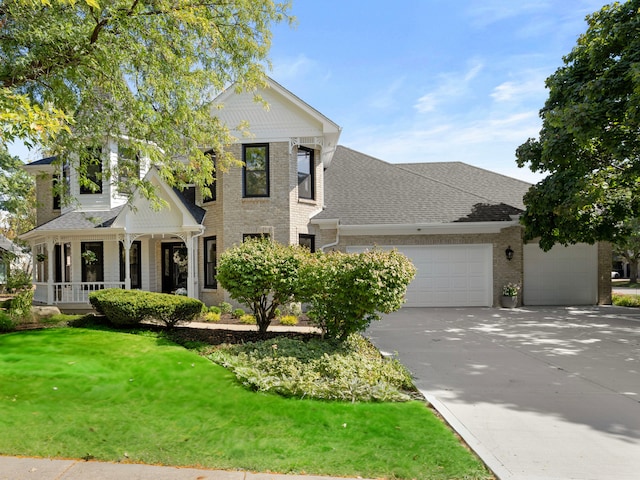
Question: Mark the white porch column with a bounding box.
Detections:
[46,238,54,305]
[186,232,195,299]
[124,234,132,290]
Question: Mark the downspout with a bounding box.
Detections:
[319,220,340,252]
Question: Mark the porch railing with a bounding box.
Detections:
[34,282,126,304]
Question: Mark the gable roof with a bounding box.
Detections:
[214,76,342,167]
[313,146,528,226]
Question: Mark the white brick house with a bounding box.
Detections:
[21,77,611,309]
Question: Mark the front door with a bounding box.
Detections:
[161,243,188,293]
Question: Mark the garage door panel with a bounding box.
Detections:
[347,244,493,307]
[523,243,597,305]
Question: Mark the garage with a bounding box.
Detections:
[523,243,598,305]
[347,244,493,307]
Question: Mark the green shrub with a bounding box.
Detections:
[8,288,34,323]
[207,334,414,402]
[279,315,298,326]
[232,308,245,318]
[216,238,308,333]
[208,305,221,314]
[299,249,416,339]
[219,302,232,314]
[612,293,640,307]
[0,310,16,332]
[239,314,256,324]
[89,289,203,328]
[5,269,32,293]
[203,311,221,322]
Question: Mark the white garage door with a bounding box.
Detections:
[523,243,597,305]
[347,245,493,307]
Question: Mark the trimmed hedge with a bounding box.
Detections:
[89,289,204,327]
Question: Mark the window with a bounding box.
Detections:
[299,234,315,252]
[80,147,103,194]
[203,150,216,203]
[297,147,315,200]
[204,236,217,289]
[118,144,140,194]
[243,144,269,197]
[119,241,142,289]
[53,175,61,210]
[81,242,104,283]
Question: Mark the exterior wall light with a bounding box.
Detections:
[505,246,514,261]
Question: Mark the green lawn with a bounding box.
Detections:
[0,328,492,480]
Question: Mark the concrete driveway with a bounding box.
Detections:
[366,306,640,480]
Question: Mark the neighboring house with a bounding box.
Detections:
[0,234,29,288]
[20,77,611,309]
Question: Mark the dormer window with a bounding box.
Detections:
[297,146,314,200]
[118,144,140,194]
[80,147,103,194]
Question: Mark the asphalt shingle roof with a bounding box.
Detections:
[27,207,124,233]
[25,156,56,166]
[314,146,530,225]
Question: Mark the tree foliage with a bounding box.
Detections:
[516,0,640,250]
[216,238,305,334]
[300,249,416,340]
[0,146,35,241]
[1,0,291,201]
[613,218,640,281]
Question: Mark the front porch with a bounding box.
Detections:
[29,231,201,307]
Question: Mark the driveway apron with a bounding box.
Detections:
[367,306,640,480]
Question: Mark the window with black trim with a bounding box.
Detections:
[119,241,142,289]
[298,234,315,252]
[204,236,217,289]
[53,175,61,210]
[243,144,269,197]
[80,147,103,194]
[297,147,314,200]
[203,150,216,203]
[81,241,104,283]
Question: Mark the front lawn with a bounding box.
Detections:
[0,328,492,480]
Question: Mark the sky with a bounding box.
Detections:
[266,0,609,184]
[8,0,609,184]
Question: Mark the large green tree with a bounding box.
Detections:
[0,0,291,203]
[0,145,35,241]
[516,0,640,250]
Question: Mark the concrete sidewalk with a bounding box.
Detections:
[0,456,356,480]
[367,306,640,480]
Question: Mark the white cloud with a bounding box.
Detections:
[369,77,405,110]
[414,60,484,113]
[491,76,546,103]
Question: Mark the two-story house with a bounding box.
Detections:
[21,77,611,309]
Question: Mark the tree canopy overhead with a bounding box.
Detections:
[516,0,640,250]
[0,0,291,201]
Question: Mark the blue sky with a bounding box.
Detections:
[9,1,608,184]
[267,0,608,183]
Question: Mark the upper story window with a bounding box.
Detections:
[203,150,216,203]
[118,144,140,194]
[243,144,269,198]
[80,147,103,194]
[52,175,61,210]
[297,147,314,200]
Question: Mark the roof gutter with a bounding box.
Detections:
[324,220,521,237]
